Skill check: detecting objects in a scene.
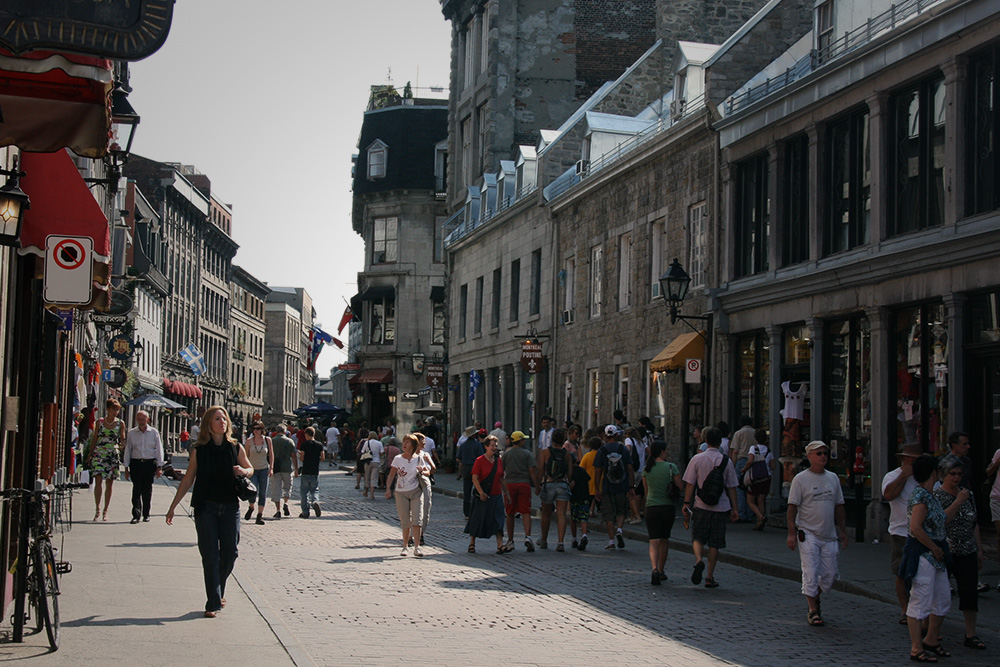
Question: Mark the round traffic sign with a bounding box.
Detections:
[52,238,86,270]
[687,359,700,373]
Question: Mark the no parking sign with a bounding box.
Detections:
[44,235,93,305]
[685,358,702,384]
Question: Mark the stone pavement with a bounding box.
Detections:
[2,459,998,666]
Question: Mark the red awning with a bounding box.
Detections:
[0,49,113,157]
[349,369,393,386]
[18,151,111,260]
[162,378,203,399]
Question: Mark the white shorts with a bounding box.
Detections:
[798,531,839,598]
[906,557,951,620]
[990,497,1000,523]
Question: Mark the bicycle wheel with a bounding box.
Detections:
[33,540,60,650]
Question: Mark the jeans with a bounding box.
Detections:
[735,457,752,520]
[194,500,240,612]
[250,468,269,507]
[128,459,156,520]
[300,475,319,515]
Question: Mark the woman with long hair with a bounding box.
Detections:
[86,398,126,521]
[243,422,273,525]
[385,434,426,556]
[642,439,683,585]
[166,406,253,618]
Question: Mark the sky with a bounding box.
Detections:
[128,0,452,375]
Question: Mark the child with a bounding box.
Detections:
[569,459,592,550]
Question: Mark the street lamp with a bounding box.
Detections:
[658,258,708,328]
[84,82,140,194]
[0,156,30,247]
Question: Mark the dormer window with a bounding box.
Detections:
[367,139,388,180]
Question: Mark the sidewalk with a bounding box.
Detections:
[0,472,299,665]
[422,464,1000,631]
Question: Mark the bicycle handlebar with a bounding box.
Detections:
[0,482,91,499]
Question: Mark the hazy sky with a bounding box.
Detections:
[128,0,452,375]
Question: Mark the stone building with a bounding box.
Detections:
[350,86,448,434]
[263,296,302,424]
[712,0,1000,535]
[228,265,269,438]
[266,286,316,411]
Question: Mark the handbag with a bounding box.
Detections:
[231,444,258,502]
[359,441,373,463]
[744,446,772,487]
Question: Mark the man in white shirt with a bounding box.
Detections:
[325,422,341,465]
[421,429,439,466]
[535,415,554,464]
[123,410,165,524]
[787,441,847,627]
[881,443,921,623]
[489,421,507,451]
[364,434,384,498]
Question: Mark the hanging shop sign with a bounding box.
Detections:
[520,341,545,375]
[106,334,135,361]
[426,363,444,388]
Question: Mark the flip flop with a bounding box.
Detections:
[467,545,475,553]
[921,643,949,658]
[909,650,937,663]
[964,636,986,650]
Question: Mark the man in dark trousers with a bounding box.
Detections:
[123,410,164,523]
[298,426,325,518]
[458,426,484,517]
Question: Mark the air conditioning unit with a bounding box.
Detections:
[575,160,589,177]
[562,309,575,325]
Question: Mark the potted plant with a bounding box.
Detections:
[439,456,457,475]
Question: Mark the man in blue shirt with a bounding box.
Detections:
[458,426,484,518]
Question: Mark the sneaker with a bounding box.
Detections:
[414,546,424,557]
[400,548,408,557]
[556,543,565,552]
[976,582,989,594]
[272,512,281,519]
[626,518,642,525]
[244,507,254,521]
[525,538,535,553]
[255,516,265,525]
[312,503,321,517]
[537,540,548,550]
[616,531,625,549]
[651,570,661,586]
[571,539,579,550]
[298,512,309,519]
[605,541,616,550]
[283,505,290,516]
[578,535,588,551]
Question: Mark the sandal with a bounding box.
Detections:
[93,509,100,521]
[921,643,950,658]
[807,610,824,627]
[963,635,986,650]
[498,544,514,554]
[467,545,475,553]
[704,578,719,589]
[102,510,108,521]
[909,650,937,663]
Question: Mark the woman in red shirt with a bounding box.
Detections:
[464,436,510,554]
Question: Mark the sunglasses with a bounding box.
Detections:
[810,450,829,456]
[253,426,263,431]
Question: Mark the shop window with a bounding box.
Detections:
[825,317,871,488]
[967,45,1000,215]
[780,324,812,459]
[737,331,770,429]
[889,76,946,236]
[780,135,810,267]
[893,303,948,453]
[734,153,769,278]
[969,289,1000,343]
[826,109,870,254]
[372,216,398,264]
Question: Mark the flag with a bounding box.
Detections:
[307,326,334,371]
[468,369,481,402]
[179,343,207,376]
[337,306,354,335]
[332,338,344,349]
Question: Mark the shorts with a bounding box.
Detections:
[570,498,591,522]
[890,534,907,576]
[798,531,839,597]
[690,508,728,549]
[645,504,676,540]
[505,482,532,515]
[991,498,1000,522]
[906,557,951,620]
[600,492,629,522]
[540,481,571,504]
[270,472,292,502]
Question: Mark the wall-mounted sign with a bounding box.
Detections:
[0,1,175,59]
[106,334,134,361]
[426,363,444,388]
[520,341,545,375]
[44,235,93,305]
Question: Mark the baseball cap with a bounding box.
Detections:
[510,431,528,443]
[604,424,618,438]
[477,428,488,437]
[804,440,829,454]
[494,421,502,428]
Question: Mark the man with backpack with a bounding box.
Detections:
[593,425,634,550]
[536,428,574,551]
[681,426,739,588]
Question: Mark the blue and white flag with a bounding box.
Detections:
[179,343,207,376]
[468,369,481,402]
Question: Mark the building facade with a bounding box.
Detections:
[229,265,269,438]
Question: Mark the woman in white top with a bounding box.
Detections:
[739,428,775,531]
[413,432,436,547]
[625,427,646,525]
[243,422,273,525]
[385,434,426,556]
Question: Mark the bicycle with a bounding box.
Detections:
[1,481,88,651]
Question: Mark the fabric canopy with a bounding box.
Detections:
[348,369,393,386]
[0,49,113,157]
[649,331,705,372]
[162,378,203,399]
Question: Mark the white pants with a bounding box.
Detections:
[907,557,951,620]
[798,531,839,598]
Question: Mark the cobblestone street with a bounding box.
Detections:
[233,468,1000,666]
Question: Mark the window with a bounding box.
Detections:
[461,116,474,185]
[589,245,602,318]
[616,365,629,413]
[889,77,945,235]
[816,0,834,54]
[825,316,871,483]
[478,104,489,176]
[737,331,770,428]
[530,249,542,316]
[480,5,489,75]
[434,215,445,263]
[372,216,398,264]
[587,368,600,429]
[618,232,632,310]
[826,109,870,254]
[688,203,707,288]
[893,303,948,453]
[474,276,484,334]
[509,259,520,322]
[462,23,473,89]
[458,284,468,339]
[434,141,448,194]
[367,140,387,180]
[369,297,395,345]
[781,136,810,266]
[650,221,666,299]
[564,257,576,315]
[968,47,1000,214]
[491,268,501,329]
[734,153,769,278]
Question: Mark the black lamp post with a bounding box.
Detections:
[659,258,706,326]
[0,156,30,246]
[84,83,140,193]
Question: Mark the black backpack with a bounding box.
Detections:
[603,444,626,486]
[546,447,569,481]
[696,452,729,506]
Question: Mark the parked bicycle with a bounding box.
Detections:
[1,481,88,651]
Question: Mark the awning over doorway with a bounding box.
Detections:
[162,378,203,399]
[348,369,393,386]
[650,331,704,372]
